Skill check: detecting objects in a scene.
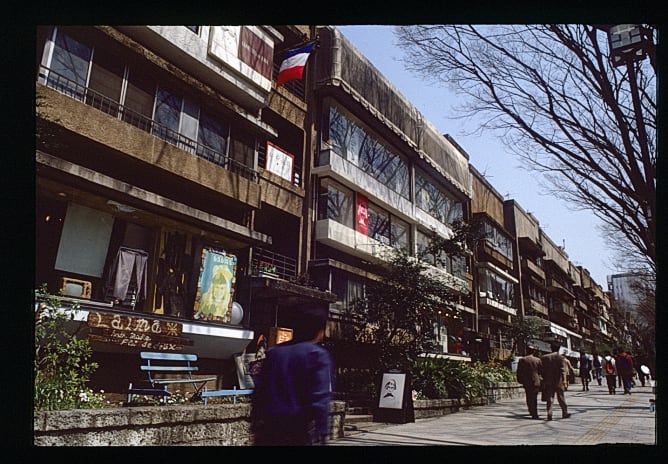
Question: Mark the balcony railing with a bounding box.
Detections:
[38,66,259,182]
[251,247,297,281]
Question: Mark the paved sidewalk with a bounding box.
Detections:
[329,383,657,446]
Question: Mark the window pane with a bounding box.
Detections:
[125,68,155,119]
[318,179,353,228]
[48,30,92,99]
[391,216,410,252]
[229,130,256,169]
[154,87,181,131]
[153,86,182,144]
[368,203,390,245]
[87,47,124,115]
[54,203,114,277]
[88,48,124,101]
[50,30,91,84]
[198,110,228,155]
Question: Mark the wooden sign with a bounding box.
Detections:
[269,327,293,347]
[87,311,192,351]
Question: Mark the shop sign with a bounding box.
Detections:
[87,311,191,351]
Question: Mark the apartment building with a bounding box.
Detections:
[35,25,334,392]
[307,26,475,365]
[469,166,519,361]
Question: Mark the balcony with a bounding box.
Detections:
[524,297,549,317]
[38,66,259,182]
[250,247,297,281]
[521,258,545,280]
[546,277,575,299]
[478,292,517,316]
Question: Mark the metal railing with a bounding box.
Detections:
[38,66,259,182]
[250,247,297,281]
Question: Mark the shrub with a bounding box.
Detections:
[34,284,101,411]
[410,358,515,402]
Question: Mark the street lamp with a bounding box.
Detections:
[600,24,656,252]
[606,24,651,67]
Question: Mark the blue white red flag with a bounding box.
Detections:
[277,41,316,87]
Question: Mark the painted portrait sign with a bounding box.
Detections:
[378,372,406,410]
[194,248,237,322]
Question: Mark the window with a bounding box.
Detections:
[416,171,463,225]
[368,202,390,245]
[87,46,125,115]
[482,220,513,260]
[390,216,410,253]
[46,28,92,99]
[318,178,354,228]
[324,104,410,199]
[479,268,515,308]
[331,269,366,314]
[185,26,200,34]
[54,203,115,278]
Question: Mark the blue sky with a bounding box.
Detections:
[337,25,615,287]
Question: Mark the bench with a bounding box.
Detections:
[201,386,254,405]
[127,351,216,404]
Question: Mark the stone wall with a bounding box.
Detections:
[33,384,523,446]
[34,401,346,446]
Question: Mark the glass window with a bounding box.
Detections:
[368,202,390,245]
[88,47,125,103]
[482,220,513,260]
[198,110,227,153]
[325,104,410,199]
[54,203,115,278]
[480,268,515,307]
[416,229,435,265]
[154,86,182,133]
[318,178,354,228]
[416,171,463,225]
[229,130,257,170]
[123,66,155,129]
[48,29,92,99]
[390,216,410,253]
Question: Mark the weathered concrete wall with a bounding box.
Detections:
[34,401,346,446]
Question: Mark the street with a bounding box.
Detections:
[329,383,657,446]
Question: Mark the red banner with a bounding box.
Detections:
[356,193,369,235]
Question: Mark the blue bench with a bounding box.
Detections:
[127,351,216,404]
[201,386,254,405]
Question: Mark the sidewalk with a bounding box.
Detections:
[329,383,657,446]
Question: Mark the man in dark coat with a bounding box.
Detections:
[539,342,571,421]
[516,347,543,419]
[251,303,334,445]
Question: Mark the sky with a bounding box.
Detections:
[336,25,616,287]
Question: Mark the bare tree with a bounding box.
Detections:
[394,25,656,275]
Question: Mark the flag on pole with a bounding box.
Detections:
[276,41,316,87]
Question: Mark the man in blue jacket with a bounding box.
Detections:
[251,303,334,445]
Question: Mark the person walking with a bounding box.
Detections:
[251,303,335,446]
[592,352,603,386]
[579,351,592,391]
[516,346,543,419]
[615,347,635,395]
[602,351,617,394]
[540,342,571,421]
